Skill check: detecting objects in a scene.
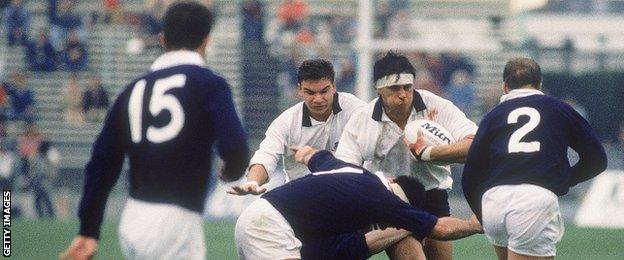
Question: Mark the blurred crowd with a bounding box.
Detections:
[241,0,481,120]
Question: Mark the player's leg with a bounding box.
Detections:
[385,236,427,260]
[422,188,452,260]
[493,246,508,260]
[235,198,302,260]
[366,228,415,255]
[508,250,554,260]
[423,238,452,259]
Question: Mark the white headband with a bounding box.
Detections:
[375,73,414,89]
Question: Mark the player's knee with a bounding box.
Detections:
[430,221,453,241]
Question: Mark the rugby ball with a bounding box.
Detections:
[404,119,455,146]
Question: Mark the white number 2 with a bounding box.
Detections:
[129,74,186,144]
[507,107,541,153]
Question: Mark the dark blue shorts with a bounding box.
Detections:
[300,231,369,260]
[424,188,451,217]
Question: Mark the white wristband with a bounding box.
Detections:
[420,146,433,161]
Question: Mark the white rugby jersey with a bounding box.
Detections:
[335,90,477,190]
[249,92,365,181]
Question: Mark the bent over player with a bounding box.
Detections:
[236,146,482,260]
[462,57,607,260]
[61,2,249,259]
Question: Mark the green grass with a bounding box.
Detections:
[12,219,624,260]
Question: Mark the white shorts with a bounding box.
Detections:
[235,198,302,260]
[118,198,206,260]
[481,184,564,257]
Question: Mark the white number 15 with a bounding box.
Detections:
[129,74,186,144]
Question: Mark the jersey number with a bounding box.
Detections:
[507,107,541,153]
[129,74,186,144]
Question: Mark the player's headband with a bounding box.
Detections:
[375,73,414,89]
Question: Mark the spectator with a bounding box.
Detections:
[0,0,10,19]
[445,70,476,118]
[330,15,356,43]
[140,9,163,48]
[25,31,58,72]
[82,75,109,122]
[61,74,84,124]
[278,0,308,32]
[6,0,30,46]
[102,0,123,24]
[18,124,55,218]
[388,10,412,39]
[0,81,9,118]
[241,0,265,42]
[375,0,391,38]
[0,55,5,82]
[413,69,444,97]
[441,52,475,87]
[49,0,84,50]
[336,57,356,93]
[63,29,88,71]
[5,72,35,122]
[0,141,16,190]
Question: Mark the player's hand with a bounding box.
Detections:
[59,235,98,260]
[290,146,318,165]
[403,130,429,161]
[227,181,267,195]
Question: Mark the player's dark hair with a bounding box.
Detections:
[163,1,214,50]
[394,176,426,208]
[503,57,542,90]
[297,59,335,84]
[373,51,416,82]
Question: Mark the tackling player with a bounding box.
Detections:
[236,146,483,260]
[335,51,478,259]
[462,57,607,260]
[227,59,365,195]
[60,2,249,259]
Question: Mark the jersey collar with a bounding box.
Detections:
[302,93,342,127]
[150,50,205,71]
[372,90,426,121]
[499,89,544,103]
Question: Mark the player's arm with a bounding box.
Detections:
[205,77,250,182]
[409,95,478,163]
[407,134,474,163]
[563,105,607,186]
[428,215,483,241]
[334,110,366,165]
[369,187,482,241]
[227,113,290,195]
[460,118,492,220]
[292,146,357,172]
[62,99,126,258]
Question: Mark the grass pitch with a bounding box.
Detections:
[12,219,624,259]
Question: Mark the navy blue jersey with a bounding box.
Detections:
[262,151,438,242]
[78,57,249,238]
[462,93,606,219]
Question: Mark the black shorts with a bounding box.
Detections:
[423,188,451,217]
